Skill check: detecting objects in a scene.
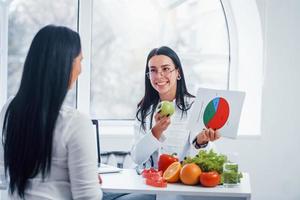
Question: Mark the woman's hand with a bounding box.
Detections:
[196,128,221,145]
[98,174,102,184]
[151,112,171,140]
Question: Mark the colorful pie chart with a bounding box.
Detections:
[203,97,230,129]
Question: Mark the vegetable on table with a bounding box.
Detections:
[158,153,179,173]
[145,177,167,188]
[183,149,243,185]
[200,171,221,187]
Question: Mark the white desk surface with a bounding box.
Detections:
[101,169,251,199]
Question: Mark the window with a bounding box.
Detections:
[1,0,78,107]
[1,0,263,137]
[90,0,229,119]
[222,0,263,136]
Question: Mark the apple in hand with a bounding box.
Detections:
[156,101,175,117]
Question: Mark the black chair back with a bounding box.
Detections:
[92,120,101,167]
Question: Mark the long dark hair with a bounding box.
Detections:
[136,46,194,130]
[2,25,81,197]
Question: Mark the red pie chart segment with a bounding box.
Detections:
[203,97,230,129]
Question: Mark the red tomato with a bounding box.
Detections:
[200,171,221,187]
[145,177,167,188]
[142,168,163,179]
[158,154,179,173]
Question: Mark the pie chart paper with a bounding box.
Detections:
[203,97,230,130]
[188,88,245,139]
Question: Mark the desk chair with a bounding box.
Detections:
[91,119,102,167]
[91,120,130,168]
[108,151,130,168]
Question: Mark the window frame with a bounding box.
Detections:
[77,0,92,115]
[222,0,263,138]
[0,1,9,109]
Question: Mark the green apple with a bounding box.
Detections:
[156,101,175,117]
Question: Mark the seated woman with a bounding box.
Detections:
[131,46,220,168]
[0,25,102,199]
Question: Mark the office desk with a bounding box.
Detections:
[101,169,251,200]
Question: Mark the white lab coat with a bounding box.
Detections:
[131,96,215,168]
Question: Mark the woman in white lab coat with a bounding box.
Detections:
[131,46,221,169]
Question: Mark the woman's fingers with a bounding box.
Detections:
[197,129,208,144]
[159,117,170,129]
[154,112,162,122]
[197,128,221,145]
[208,128,221,141]
[152,116,171,139]
[205,129,211,141]
[98,174,102,184]
[214,129,221,140]
[208,128,215,140]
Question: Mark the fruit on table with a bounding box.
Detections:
[163,162,182,183]
[158,153,179,173]
[145,176,167,188]
[200,171,221,187]
[141,168,167,188]
[156,101,175,117]
[180,163,202,185]
[182,150,243,185]
[142,168,162,179]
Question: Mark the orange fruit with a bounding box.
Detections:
[163,162,181,183]
[180,163,202,185]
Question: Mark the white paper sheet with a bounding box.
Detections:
[187,88,245,139]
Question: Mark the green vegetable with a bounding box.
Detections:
[182,149,227,174]
[222,171,243,184]
[182,150,243,184]
[224,163,238,172]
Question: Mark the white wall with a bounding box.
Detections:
[215,0,300,199]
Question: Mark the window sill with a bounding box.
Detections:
[98,122,261,152]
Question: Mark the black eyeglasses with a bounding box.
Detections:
[146,68,176,78]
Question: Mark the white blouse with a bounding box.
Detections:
[0,99,102,200]
[131,96,215,168]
